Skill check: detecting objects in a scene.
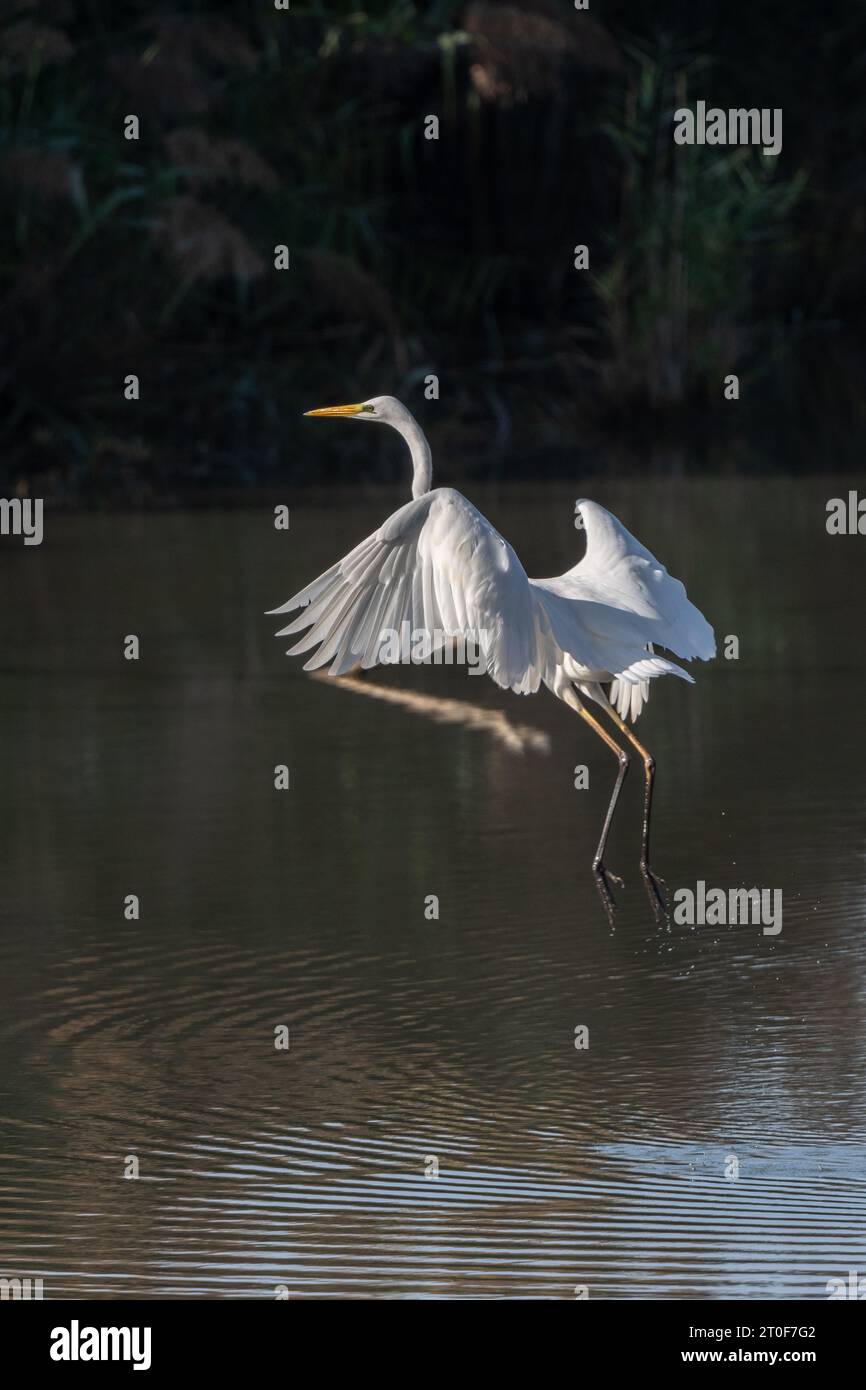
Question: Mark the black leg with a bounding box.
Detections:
[577,705,630,914]
[602,702,667,920]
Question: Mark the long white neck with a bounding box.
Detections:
[393,413,432,499]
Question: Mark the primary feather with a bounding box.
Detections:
[269,488,545,693]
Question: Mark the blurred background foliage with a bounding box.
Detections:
[0,0,863,501]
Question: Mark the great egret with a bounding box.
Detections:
[268,396,715,914]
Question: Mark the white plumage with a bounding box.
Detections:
[270,395,715,911]
[271,488,542,691]
[270,486,714,717]
[534,497,715,720]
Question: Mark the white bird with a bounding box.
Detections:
[268,396,715,914]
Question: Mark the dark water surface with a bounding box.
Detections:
[1,477,864,1299]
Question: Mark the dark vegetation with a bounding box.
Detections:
[0,0,863,501]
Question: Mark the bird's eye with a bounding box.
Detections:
[361,404,375,414]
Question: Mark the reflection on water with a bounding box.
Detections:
[310,670,552,755]
[0,476,864,1299]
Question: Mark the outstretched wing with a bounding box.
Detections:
[268,487,545,693]
[565,500,715,659]
[529,499,715,718]
[532,499,715,662]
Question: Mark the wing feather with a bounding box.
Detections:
[270,491,714,711]
[560,500,715,661]
[268,488,543,692]
[531,499,714,678]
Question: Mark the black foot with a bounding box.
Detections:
[593,861,624,921]
[640,862,668,920]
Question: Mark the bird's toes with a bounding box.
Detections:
[592,869,620,924]
[641,862,666,892]
[640,864,668,918]
[594,861,625,892]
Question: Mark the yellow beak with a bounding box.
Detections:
[304,403,365,417]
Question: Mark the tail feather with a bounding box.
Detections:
[610,674,649,722]
[609,644,653,722]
